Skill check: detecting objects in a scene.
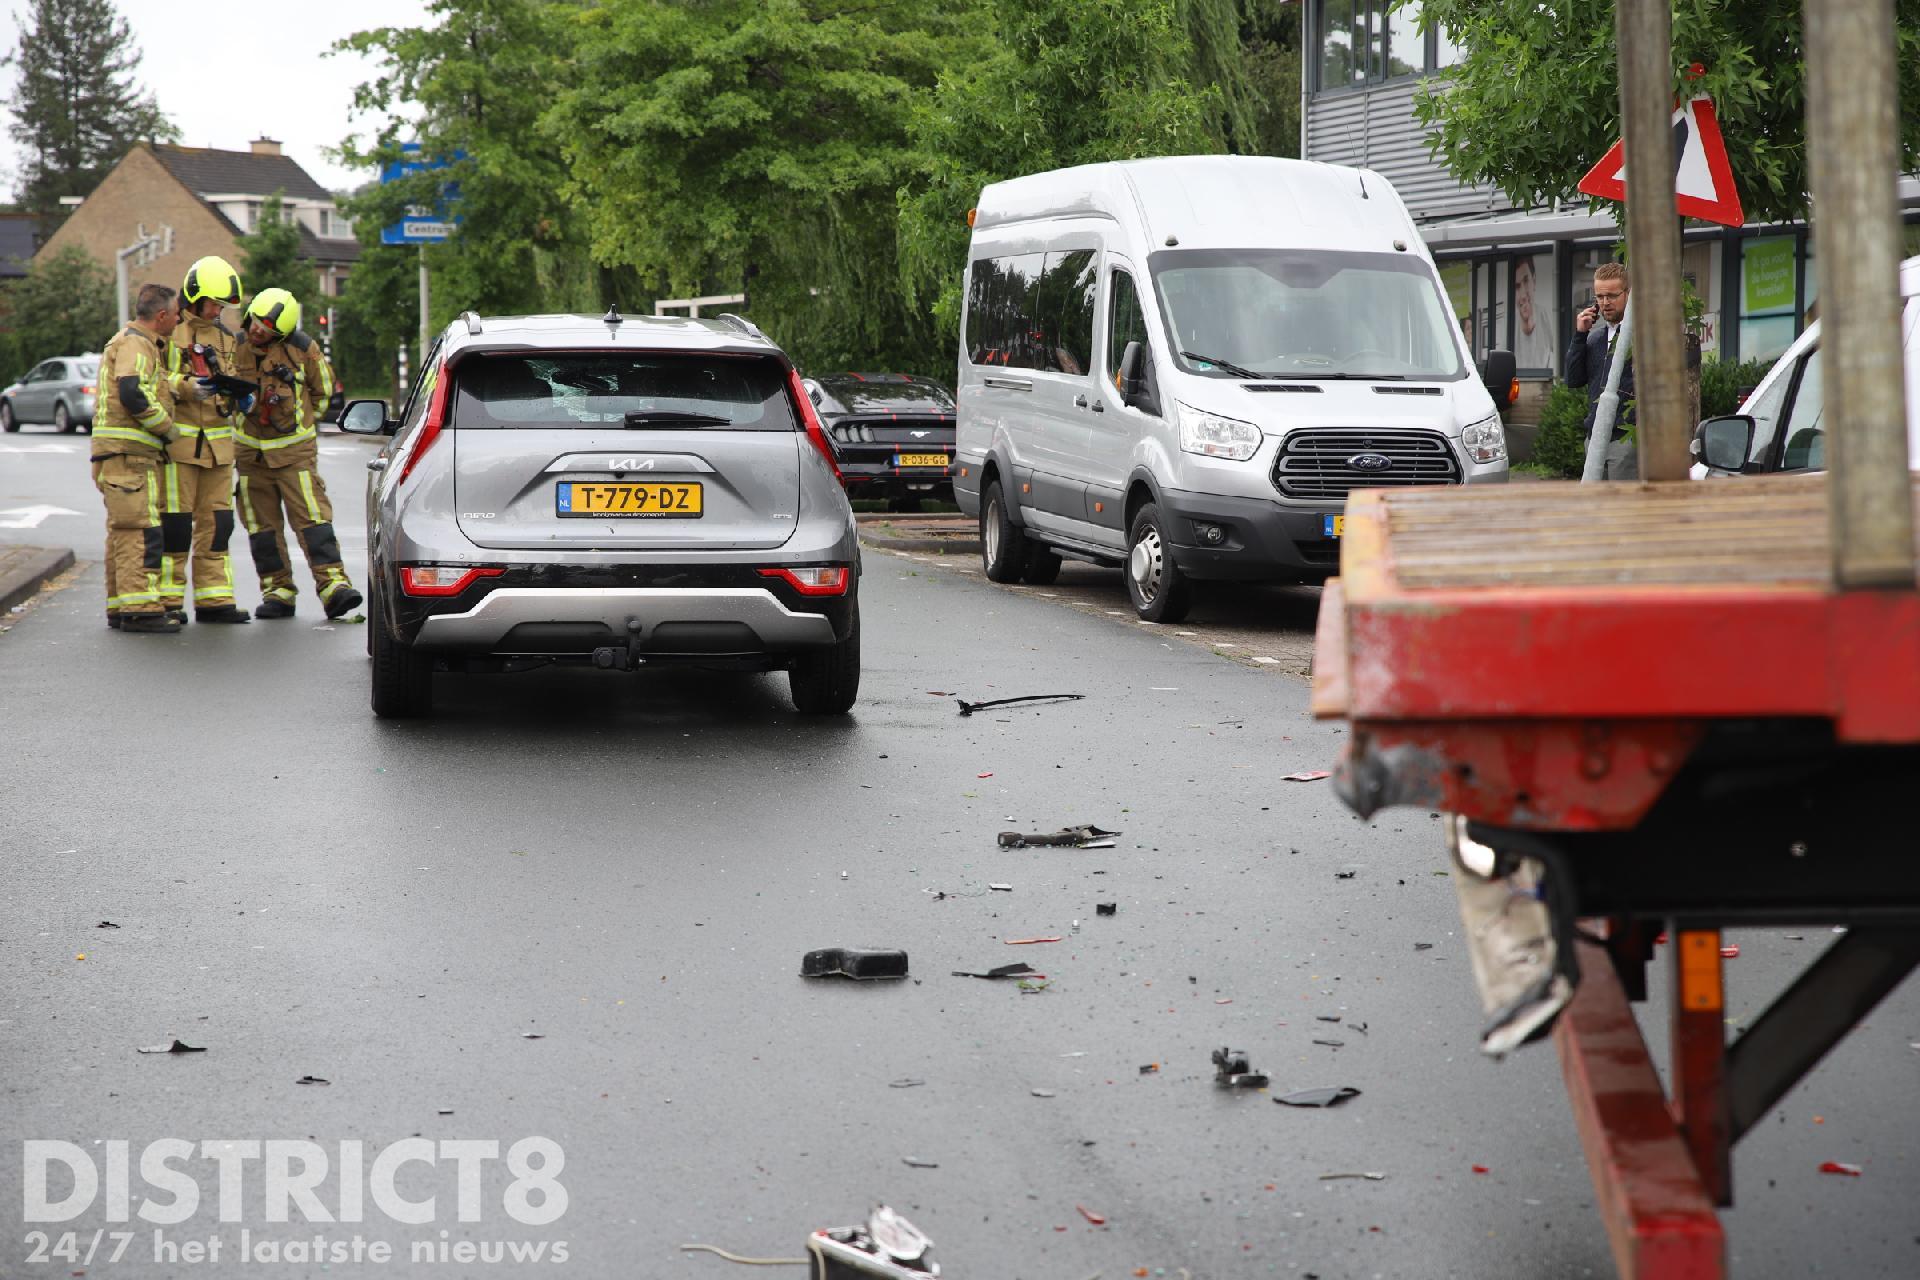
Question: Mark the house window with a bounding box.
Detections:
[246,201,262,230]
[1317,0,1453,91]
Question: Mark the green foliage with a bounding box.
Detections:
[0,245,115,375]
[1699,354,1772,419]
[234,194,319,310]
[1412,0,1920,226]
[4,0,175,216]
[1531,381,1593,479]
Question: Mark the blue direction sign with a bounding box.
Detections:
[379,144,464,246]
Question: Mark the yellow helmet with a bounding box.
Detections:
[182,255,243,307]
[245,288,302,337]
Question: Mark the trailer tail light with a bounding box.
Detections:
[758,566,850,597]
[401,565,503,597]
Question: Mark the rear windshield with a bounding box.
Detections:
[818,378,955,412]
[453,354,798,430]
[78,362,98,378]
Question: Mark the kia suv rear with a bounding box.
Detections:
[339,312,860,718]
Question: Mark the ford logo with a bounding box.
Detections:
[1348,452,1394,473]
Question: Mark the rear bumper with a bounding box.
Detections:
[414,586,842,653]
[838,462,954,499]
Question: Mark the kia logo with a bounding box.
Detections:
[1348,452,1394,473]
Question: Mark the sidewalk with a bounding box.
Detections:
[0,544,76,615]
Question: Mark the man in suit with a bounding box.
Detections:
[1564,262,1636,480]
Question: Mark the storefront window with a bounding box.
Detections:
[1740,236,1799,363]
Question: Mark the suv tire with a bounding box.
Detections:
[980,479,1029,583]
[790,602,860,714]
[370,591,433,718]
[1125,502,1193,624]
[1022,546,1063,585]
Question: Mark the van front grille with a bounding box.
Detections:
[1271,429,1462,500]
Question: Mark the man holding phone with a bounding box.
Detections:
[1565,263,1635,479]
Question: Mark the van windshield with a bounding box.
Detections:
[1149,249,1467,380]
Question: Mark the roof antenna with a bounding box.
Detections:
[603,305,622,328]
[1357,171,1369,200]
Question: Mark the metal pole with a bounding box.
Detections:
[1805,0,1915,588]
[116,250,131,329]
[1614,0,1690,483]
[418,245,432,369]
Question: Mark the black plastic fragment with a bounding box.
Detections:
[1212,1046,1269,1089]
[950,962,1038,980]
[1096,902,1118,916]
[957,693,1084,716]
[998,825,1120,848]
[136,1039,206,1055]
[1275,1086,1362,1108]
[296,1075,330,1086]
[803,947,910,980]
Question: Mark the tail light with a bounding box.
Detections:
[758,566,849,597]
[786,368,841,481]
[396,369,451,486]
[401,565,503,597]
[80,384,96,395]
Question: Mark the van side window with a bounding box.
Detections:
[1777,345,1825,470]
[965,254,1045,370]
[1107,269,1158,413]
[1036,250,1097,377]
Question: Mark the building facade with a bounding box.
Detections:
[1299,0,1920,416]
[35,139,359,319]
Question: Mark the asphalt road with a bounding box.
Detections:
[2,428,1917,1279]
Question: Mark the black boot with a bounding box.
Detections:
[195,604,253,624]
[255,598,296,620]
[120,612,184,634]
[324,587,365,620]
[106,613,121,630]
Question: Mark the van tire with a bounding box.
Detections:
[980,480,1029,582]
[1022,546,1062,585]
[790,604,861,714]
[370,592,434,718]
[1126,502,1193,624]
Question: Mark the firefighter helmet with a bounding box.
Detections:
[245,288,301,337]
[181,256,243,307]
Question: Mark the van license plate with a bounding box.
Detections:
[896,453,949,468]
[1323,515,1344,538]
[557,482,703,518]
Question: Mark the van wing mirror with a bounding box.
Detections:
[1699,415,1755,471]
[1118,341,1158,415]
[1479,349,1517,405]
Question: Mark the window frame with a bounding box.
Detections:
[1315,0,1445,94]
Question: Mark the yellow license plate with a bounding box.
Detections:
[1323,515,1345,538]
[557,481,703,518]
[896,453,950,468]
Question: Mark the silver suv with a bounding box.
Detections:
[339,311,861,718]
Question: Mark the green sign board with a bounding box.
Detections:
[1742,237,1797,315]
[1438,261,1471,324]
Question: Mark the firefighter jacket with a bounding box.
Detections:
[93,324,177,459]
[231,330,335,469]
[165,312,240,467]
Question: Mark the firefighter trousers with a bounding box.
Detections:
[234,459,356,606]
[92,454,165,617]
[157,461,239,610]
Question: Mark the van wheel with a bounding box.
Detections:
[980,480,1030,582]
[1126,502,1193,624]
[1022,547,1062,585]
[370,592,433,718]
[790,603,861,714]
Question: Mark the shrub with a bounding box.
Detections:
[1531,381,1592,479]
[1699,355,1773,419]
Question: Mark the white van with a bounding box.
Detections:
[952,155,1512,621]
[1695,253,1920,477]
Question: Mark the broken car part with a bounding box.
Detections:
[1275,1087,1362,1108]
[802,947,910,980]
[951,963,1040,980]
[997,825,1120,849]
[807,1205,939,1279]
[1448,816,1579,1057]
[1211,1046,1270,1089]
[957,693,1084,716]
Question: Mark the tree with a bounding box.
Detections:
[234,193,319,307]
[1,244,114,373]
[4,0,175,217]
[1412,0,1920,225]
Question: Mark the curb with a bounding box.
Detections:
[0,546,77,615]
[860,533,981,554]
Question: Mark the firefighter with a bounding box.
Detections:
[229,287,363,620]
[93,283,185,633]
[158,255,252,624]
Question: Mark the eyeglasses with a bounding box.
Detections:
[1594,289,1627,302]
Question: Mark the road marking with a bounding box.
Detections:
[0,443,75,454]
[0,504,82,529]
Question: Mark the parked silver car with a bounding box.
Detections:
[1,354,100,433]
[338,311,862,719]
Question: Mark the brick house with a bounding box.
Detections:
[34,138,359,318]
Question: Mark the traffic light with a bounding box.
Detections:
[317,307,334,357]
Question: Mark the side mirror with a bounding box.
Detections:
[1118,341,1158,415]
[1699,415,1755,471]
[1480,349,1517,405]
[339,398,391,436]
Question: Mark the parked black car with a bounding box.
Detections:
[801,372,955,510]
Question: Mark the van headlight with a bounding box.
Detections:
[1462,413,1507,464]
[1177,403,1264,461]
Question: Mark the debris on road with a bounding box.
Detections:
[1819,1161,1863,1176]
[957,693,1085,716]
[1004,936,1062,945]
[1319,1172,1387,1181]
[951,963,1040,980]
[678,1242,810,1267]
[1274,1087,1361,1108]
[1139,1062,1161,1075]
[136,1040,206,1055]
[1311,1038,1346,1049]
[1282,770,1332,782]
[1017,978,1051,993]
[998,825,1120,849]
[1720,944,1741,958]
[802,947,910,980]
[1096,902,1118,916]
[295,1075,330,1086]
[1212,1046,1269,1089]
[437,1108,455,1115]
[1471,1164,1491,1174]
[1314,1015,1342,1024]
[521,1033,545,1040]
[901,1155,940,1169]
[805,1205,938,1277]
[889,1079,926,1089]
[1334,870,1356,880]
[1031,1088,1056,1098]
[988,883,1013,892]
[96,920,119,929]
[1077,1205,1107,1226]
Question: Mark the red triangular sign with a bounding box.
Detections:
[1577,95,1744,227]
